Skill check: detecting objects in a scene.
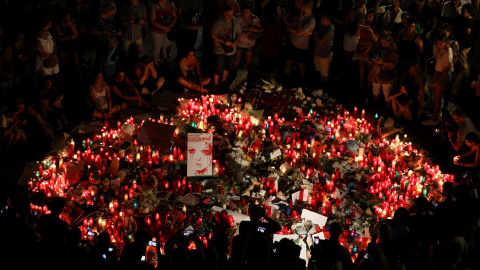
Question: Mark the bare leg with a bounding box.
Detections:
[245,51,253,73]
[233,49,242,72]
[432,85,444,120]
[222,70,228,83]
[284,59,294,75]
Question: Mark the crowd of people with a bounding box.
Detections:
[1,0,480,269]
[0,0,480,156]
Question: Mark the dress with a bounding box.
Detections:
[35,32,60,76]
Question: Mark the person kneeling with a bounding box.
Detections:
[177,50,210,93]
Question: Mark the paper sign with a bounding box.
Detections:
[211,206,250,224]
[187,133,213,176]
[301,209,328,227]
[270,149,282,160]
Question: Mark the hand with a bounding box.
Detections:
[225,40,232,46]
[453,155,461,165]
[373,59,383,65]
[71,35,77,40]
[230,41,236,48]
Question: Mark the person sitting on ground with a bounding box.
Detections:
[87,71,126,120]
[109,66,148,108]
[131,55,165,96]
[177,49,210,93]
[37,76,68,130]
[387,63,425,124]
[0,105,27,156]
[448,108,480,153]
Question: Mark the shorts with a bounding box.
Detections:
[313,55,330,77]
[286,45,309,63]
[236,45,255,52]
[214,54,235,76]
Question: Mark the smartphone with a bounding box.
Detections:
[183,230,194,236]
[257,227,266,233]
[102,254,107,259]
[148,240,157,247]
[431,200,438,207]
[141,255,146,262]
[108,248,113,252]
[364,252,369,259]
[313,236,319,245]
[87,231,95,237]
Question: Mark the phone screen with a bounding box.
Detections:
[183,230,193,236]
[257,227,266,233]
[364,252,369,259]
[141,255,146,262]
[314,237,319,245]
[148,240,157,247]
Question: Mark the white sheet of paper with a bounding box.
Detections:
[301,209,328,227]
[212,206,250,224]
[291,191,300,203]
[270,149,282,159]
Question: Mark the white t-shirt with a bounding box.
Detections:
[434,47,453,72]
[212,17,242,55]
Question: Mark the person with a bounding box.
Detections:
[109,66,148,108]
[35,20,60,79]
[177,49,210,93]
[119,0,147,56]
[0,105,26,156]
[387,63,425,123]
[259,0,282,72]
[36,197,70,269]
[422,33,452,126]
[284,0,315,82]
[354,9,378,89]
[12,31,34,86]
[454,132,480,169]
[239,204,282,235]
[0,42,14,97]
[376,0,403,33]
[396,17,424,75]
[313,12,334,84]
[211,6,242,86]
[451,3,474,97]
[234,3,263,76]
[344,0,366,64]
[176,0,204,55]
[441,0,465,18]
[91,2,121,72]
[55,8,81,78]
[120,229,155,270]
[87,231,116,270]
[448,108,480,152]
[87,71,125,120]
[368,31,398,108]
[313,221,354,270]
[406,0,434,39]
[149,0,177,66]
[131,55,165,96]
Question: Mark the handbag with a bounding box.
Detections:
[108,35,118,49]
[426,58,436,76]
[220,20,235,54]
[43,58,58,68]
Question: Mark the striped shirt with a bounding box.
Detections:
[120,3,147,41]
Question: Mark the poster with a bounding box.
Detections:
[187,133,213,176]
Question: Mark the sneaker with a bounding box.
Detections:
[421,118,439,126]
